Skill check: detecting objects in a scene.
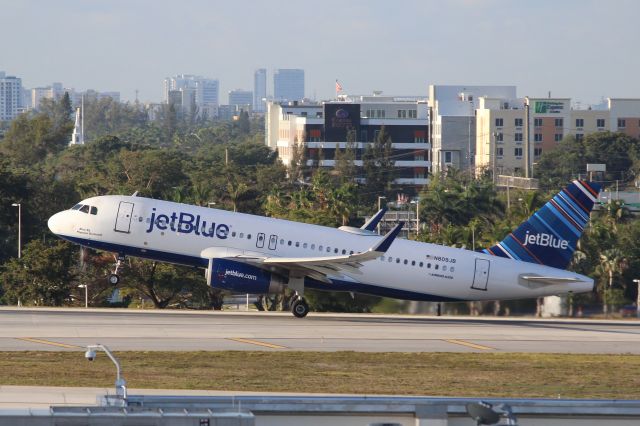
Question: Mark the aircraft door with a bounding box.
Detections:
[268,234,278,250]
[471,258,490,291]
[114,201,134,233]
[256,233,266,248]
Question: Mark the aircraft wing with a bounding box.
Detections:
[201,222,404,283]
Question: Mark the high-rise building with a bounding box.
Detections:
[274,69,304,102]
[229,89,253,109]
[0,71,23,121]
[253,68,267,112]
[163,74,219,117]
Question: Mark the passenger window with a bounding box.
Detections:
[295,242,300,247]
[404,259,408,265]
[280,239,284,245]
[288,241,292,246]
[319,245,323,251]
[311,244,315,250]
[247,234,251,239]
[388,257,393,262]
[381,256,385,261]
[138,216,143,222]
[232,232,237,237]
[240,233,244,238]
[435,264,439,270]
[90,206,98,215]
[303,243,308,249]
[79,205,90,214]
[326,247,331,253]
[443,265,447,271]
[411,260,415,266]
[341,249,346,255]
[450,267,455,272]
[71,204,82,210]
[427,263,431,268]
[419,262,423,267]
[334,248,339,254]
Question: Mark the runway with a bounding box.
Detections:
[1,307,639,353]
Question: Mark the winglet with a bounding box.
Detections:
[372,222,404,253]
[361,207,388,231]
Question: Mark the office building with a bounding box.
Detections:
[254,68,267,112]
[266,94,430,186]
[163,74,219,117]
[429,85,517,173]
[228,89,253,109]
[274,69,304,102]
[0,71,23,121]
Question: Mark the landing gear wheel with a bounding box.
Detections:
[291,298,309,318]
[108,274,120,286]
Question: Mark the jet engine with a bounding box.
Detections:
[205,258,285,294]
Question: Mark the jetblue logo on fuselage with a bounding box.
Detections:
[146,208,229,239]
[523,231,568,249]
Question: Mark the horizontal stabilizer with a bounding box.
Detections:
[519,274,586,286]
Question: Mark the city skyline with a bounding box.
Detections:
[2,0,639,105]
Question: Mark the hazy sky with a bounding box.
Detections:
[2,0,639,105]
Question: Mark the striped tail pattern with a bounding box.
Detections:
[483,180,601,270]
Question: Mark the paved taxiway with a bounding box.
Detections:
[0,307,638,353]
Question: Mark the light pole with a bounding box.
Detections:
[11,203,21,259]
[377,196,387,235]
[634,279,640,319]
[78,284,88,308]
[410,199,420,237]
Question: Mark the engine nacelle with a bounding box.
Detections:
[206,258,285,294]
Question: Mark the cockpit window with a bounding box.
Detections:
[79,205,90,214]
[71,204,83,210]
[90,206,98,215]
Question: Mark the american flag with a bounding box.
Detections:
[335,80,343,92]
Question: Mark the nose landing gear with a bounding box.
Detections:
[108,254,125,286]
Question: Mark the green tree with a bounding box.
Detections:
[596,248,627,315]
[1,240,78,306]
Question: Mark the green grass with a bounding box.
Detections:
[2,351,639,399]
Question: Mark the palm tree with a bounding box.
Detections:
[597,248,627,315]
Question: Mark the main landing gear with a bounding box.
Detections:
[291,295,309,318]
[108,254,125,286]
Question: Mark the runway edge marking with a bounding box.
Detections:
[228,338,287,349]
[16,337,81,349]
[444,339,495,351]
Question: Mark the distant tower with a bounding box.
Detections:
[69,96,84,146]
[274,69,304,102]
[253,68,267,112]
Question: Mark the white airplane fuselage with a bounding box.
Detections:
[48,195,594,302]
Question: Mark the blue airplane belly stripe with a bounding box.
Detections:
[59,235,464,303]
[60,235,208,268]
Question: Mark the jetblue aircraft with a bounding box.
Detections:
[48,180,601,317]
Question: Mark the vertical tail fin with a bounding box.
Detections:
[483,180,601,270]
